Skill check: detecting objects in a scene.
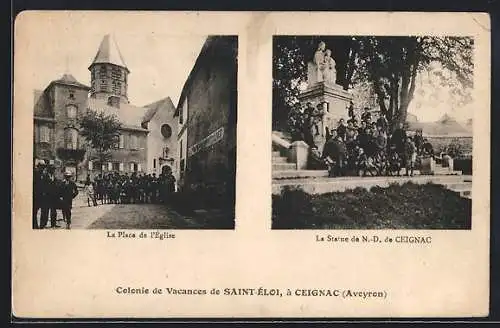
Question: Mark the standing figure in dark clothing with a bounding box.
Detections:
[376,114,389,133]
[391,122,408,166]
[301,110,316,149]
[336,118,347,141]
[361,107,372,124]
[421,138,434,158]
[322,132,346,177]
[32,163,46,229]
[413,129,424,155]
[59,171,79,230]
[347,100,355,118]
[40,165,60,229]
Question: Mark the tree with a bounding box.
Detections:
[272,36,356,130]
[79,109,122,173]
[352,36,473,129]
[273,36,473,131]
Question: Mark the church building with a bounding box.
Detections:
[33,34,149,181]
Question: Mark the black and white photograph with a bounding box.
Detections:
[272,35,474,230]
[30,26,237,230]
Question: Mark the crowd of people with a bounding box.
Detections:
[288,102,435,177]
[32,163,177,230]
[85,170,176,206]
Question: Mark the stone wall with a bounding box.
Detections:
[183,37,237,197]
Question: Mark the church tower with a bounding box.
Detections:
[88,34,130,106]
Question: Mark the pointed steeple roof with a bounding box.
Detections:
[89,34,129,71]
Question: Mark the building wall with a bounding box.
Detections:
[33,82,149,181]
[90,63,129,103]
[146,105,178,177]
[182,37,237,196]
[177,99,189,184]
[85,128,148,180]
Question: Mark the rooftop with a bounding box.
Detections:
[50,73,90,89]
[89,34,129,71]
[87,97,147,131]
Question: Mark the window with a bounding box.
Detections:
[99,66,107,79]
[108,162,113,171]
[112,162,120,171]
[119,163,124,172]
[111,67,122,79]
[67,105,77,119]
[130,135,138,150]
[40,125,50,143]
[119,135,124,149]
[153,158,157,169]
[68,90,75,100]
[65,128,78,149]
[179,107,183,125]
[88,160,93,171]
[161,124,172,138]
[100,80,108,92]
[180,159,185,178]
[112,80,121,95]
[130,162,139,172]
[102,163,107,171]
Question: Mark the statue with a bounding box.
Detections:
[307,41,337,86]
[323,49,337,84]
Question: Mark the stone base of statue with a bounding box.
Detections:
[298,81,353,154]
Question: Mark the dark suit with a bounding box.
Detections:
[60,179,79,226]
[40,174,59,228]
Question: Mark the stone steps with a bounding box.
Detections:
[273,162,297,171]
[273,156,288,163]
[273,170,330,180]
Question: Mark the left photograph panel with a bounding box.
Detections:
[29,22,237,230]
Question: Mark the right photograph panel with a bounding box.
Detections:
[271,35,473,230]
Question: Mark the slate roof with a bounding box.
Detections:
[89,34,129,71]
[87,97,148,131]
[142,97,176,124]
[50,73,90,89]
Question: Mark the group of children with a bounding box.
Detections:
[84,170,177,207]
[288,103,434,177]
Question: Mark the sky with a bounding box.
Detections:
[16,12,207,108]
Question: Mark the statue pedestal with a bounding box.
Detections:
[298,81,353,154]
[288,141,309,170]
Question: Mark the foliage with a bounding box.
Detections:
[79,109,122,170]
[273,36,474,131]
[272,182,471,229]
[272,36,357,130]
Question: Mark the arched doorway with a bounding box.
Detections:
[161,164,172,175]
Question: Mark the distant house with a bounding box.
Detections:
[174,36,237,201]
[406,114,473,155]
[407,114,472,137]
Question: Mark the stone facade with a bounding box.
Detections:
[142,97,178,178]
[174,36,237,198]
[33,34,149,182]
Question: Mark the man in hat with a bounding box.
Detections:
[59,170,79,229]
[40,164,60,229]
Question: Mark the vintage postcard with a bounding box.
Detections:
[12,11,490,318]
